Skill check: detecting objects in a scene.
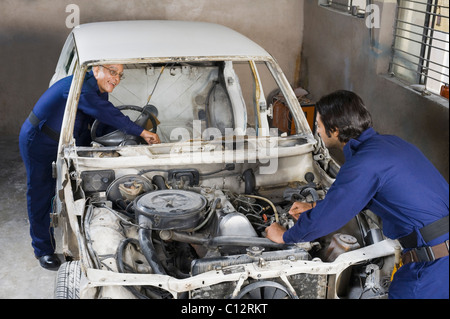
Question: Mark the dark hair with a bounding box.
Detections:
[315,90,372,143]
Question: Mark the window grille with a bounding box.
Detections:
[319,0,367,16]
[390,0,449,95]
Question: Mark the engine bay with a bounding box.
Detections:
[74,165,392,299]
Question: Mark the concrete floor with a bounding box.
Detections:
[0,136,62,299]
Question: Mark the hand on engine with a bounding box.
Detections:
[289,201,315,221]
[265,222,286,244]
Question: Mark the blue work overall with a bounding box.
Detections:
[19,71,143,257]
[283,128,449,299]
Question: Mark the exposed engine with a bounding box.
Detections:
[79,167,390,299]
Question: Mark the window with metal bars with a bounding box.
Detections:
[390,0,449,96]
[318,0,367,16]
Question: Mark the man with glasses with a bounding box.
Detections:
[19,64,160,270]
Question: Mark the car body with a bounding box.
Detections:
[52,20,397,299]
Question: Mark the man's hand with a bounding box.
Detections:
[289,201,315,221]
[140,129,161,145]
[265,223,286,244]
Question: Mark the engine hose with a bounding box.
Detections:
[116,238,150,299]
[208,236,287,249]
[300,187,320,202]
[160,230,287,249]
[152,175,168,190]
[190,197,221,232]
[116,238,166,299]
[243,194,279,223]
[138,214,167,275]
[116,238,140,273]
[242,169,255,194]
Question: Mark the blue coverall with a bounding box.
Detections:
[283,128,449,299]
[19,71,143,258]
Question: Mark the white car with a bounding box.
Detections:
[52,20,397,299]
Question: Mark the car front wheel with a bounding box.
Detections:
[54,261,81,299]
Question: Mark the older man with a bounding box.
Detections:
[266,90,448,299]
[19,65,160,270]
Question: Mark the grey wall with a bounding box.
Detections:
[0,0,303,135]
[299,0,449,181]
[1,0,448,181]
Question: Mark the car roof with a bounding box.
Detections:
[72,20,272,65]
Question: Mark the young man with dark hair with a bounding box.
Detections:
[266,90,449,299]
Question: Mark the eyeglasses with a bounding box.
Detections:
[100,65,125,80]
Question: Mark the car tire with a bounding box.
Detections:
[54,261,82,299]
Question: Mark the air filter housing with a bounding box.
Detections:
[134,189,207,230]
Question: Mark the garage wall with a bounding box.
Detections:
[299,0,449,181]
[0,0,303,135]
[1,0,447,181]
